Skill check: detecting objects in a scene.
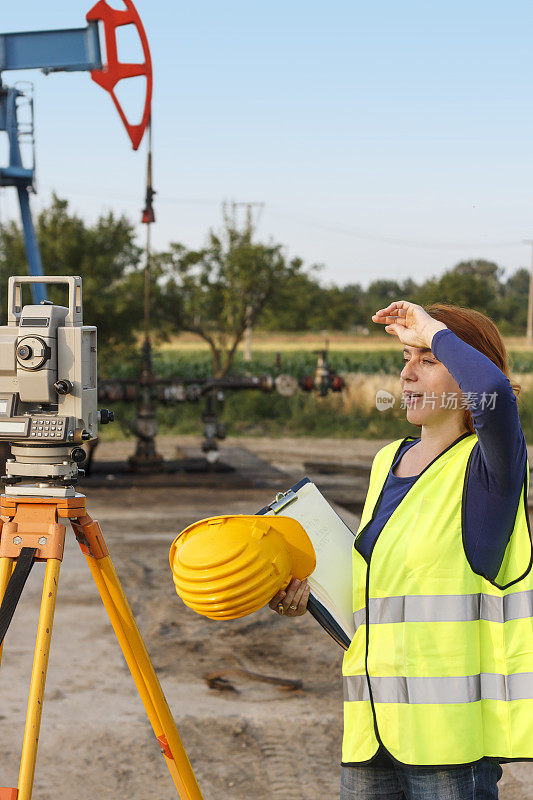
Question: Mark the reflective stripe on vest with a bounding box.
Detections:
[343,672,533,704]
[353,589,533,632]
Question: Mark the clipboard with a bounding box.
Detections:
[257,478,355,650]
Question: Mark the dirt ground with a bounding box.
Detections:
[0,436,531,799]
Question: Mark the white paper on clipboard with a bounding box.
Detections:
[260,478,356,647]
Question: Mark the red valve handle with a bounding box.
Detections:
[86,0,153,150]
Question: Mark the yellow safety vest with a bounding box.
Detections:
[342,431,533,766]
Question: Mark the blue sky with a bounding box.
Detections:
[1,0,532,289]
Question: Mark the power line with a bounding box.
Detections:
[265,205,522,250]
[37,183,220,207]
[3,184,525,253]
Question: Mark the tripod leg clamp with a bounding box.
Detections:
[0,523,65,562]
[71,515,109,559]
[0,788,19,799]
[157,734,173,759]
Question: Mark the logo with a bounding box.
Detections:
[376,389,395,412]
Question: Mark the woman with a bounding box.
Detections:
[269,300,533,800]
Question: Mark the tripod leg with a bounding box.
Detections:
[0,558,14,669]
[17,559,61,800]
[83,551,203,800]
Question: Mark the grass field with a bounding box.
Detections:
[157,331,533,353]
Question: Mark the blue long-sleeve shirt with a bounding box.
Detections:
[355,328,527,579]
[352,328,527,769]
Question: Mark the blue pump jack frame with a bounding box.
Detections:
[0,23,102,306]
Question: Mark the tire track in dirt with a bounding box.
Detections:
[250,719,339,800]
[303,727,340,797]
[254,727,303,800]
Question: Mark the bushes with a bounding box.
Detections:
[98,348,533,441]
[101,383,418,441]
[101,347,533,380]
[100,349,405,381]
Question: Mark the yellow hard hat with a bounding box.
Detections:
[169,515,316,620]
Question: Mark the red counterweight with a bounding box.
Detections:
[86,0,153,150]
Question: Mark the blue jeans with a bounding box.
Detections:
[340,759,503,800]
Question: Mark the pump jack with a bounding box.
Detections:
[0,0,152,305]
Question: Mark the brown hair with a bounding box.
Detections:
[424,303,519,434]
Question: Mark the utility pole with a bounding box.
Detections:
[228,200,265,234]
[225,201,265,361]
[524,240,533,345]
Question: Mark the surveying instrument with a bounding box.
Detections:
[0,276,203,800]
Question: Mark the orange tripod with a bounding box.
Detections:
[0,493,203,800]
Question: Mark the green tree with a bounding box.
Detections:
[157,210,303,376]
[320,284,363,330]
[0,195,144,356]
[413,260,504,317]
[360,279,419,330]
[259,265,329,331]
[497,267,529,335]
[505,267,529,296]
